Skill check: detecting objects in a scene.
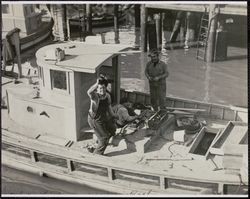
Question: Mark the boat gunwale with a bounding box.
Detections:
[2,152,170,195]
[121,89,247,113]
[2,138,247,195]
[2,128,247,186]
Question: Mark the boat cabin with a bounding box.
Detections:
[6,42,130,141]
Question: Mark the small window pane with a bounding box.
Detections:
[51,70,67,90]
[2,5,10,14]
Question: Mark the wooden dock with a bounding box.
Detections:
[145,4,247,16]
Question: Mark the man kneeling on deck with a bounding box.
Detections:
[113,97,140,128]
[87,75,118,155]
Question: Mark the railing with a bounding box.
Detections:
[2,128,248,195]
[120,89,248,122]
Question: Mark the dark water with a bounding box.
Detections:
[1,166,114,195]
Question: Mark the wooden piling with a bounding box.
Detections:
[11,32,22,78]
[81,4,86,41]
[114,5,120,44]
[206,4,218,62]
[159,13,162,48]
[63,5,68,41]
[155,13,162,50]
[65,5,71,40]
[134,4,140,48]
[86,4,92,34]
[51,5,68,41]
[140,5,148,52]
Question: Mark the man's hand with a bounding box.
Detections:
[153,76,160,81]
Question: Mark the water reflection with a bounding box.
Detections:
[70,25,247,107]
[203,62,211,102]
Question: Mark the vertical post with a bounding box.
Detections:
[30,151,37,162]
[114,4,120,44]
[65,5,70,41]
[63,5,68,41]
[134,4,140,48]
[11,31,22,78]
[67,159,73,172]
[86,4,92,35]
[50,5,58,40]
[155,13,162,50]
[218,183,224,194]
[52,5,68,41]
[206,4,218,62]
[112,56,120,104]
[159,13,162,48]
[82,4,86,41]
[140,4,147,52]
[160,176,166,190]
[107,168,114,181]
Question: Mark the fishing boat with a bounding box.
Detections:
[2,41,248,195]
[1,4,53,52]
[69,12,127,28]
[68,5,132,29]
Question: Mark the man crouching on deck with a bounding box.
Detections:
[87,75,118,155]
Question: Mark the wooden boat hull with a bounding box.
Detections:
[69,14,127,28]
[2,127,248,195]
[20,19,54,52]
[2,89,248,195]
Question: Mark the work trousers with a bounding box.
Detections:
[88,115,116,155]
[149,82,166,111]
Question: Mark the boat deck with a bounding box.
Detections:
[2,106,239,183]
[72,117,229,175]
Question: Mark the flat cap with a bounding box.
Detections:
[148,48,161,57]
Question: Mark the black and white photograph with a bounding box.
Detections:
[1,1,248,196]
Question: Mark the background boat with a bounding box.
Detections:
[2,4,53,52]
[68,4,132,28]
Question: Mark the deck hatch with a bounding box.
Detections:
[167,178,218,193]
[36,152,67,168]
[113,170,160,186]
[2,143,31,158]
[193,132,216,155]
[72,161,108,177]
[189,127,218,157]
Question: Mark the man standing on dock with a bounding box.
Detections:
[145,49,169,111]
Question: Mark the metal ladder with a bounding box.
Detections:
[196,8,210,61]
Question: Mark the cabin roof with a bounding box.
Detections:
[36,42,131,73]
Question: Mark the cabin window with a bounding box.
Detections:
[50,70,67,90]
[2,5,10,14]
